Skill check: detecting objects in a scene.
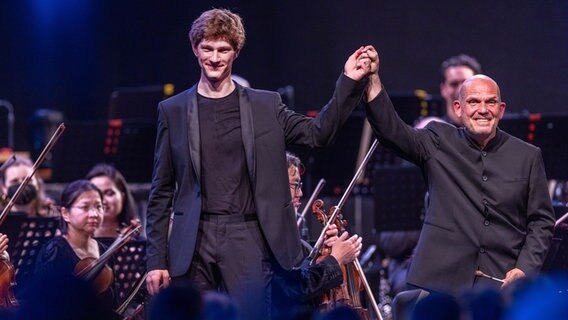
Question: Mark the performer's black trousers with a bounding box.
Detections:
[173,213,273,320]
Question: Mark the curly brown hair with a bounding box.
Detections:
[189,8,245,51]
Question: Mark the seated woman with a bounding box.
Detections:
[34,180,118,311]
[0,156,55,217]
[85,163,141,241]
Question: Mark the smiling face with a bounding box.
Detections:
[454,75,506,148]
[89,175,123,223]
[193,38,239,85]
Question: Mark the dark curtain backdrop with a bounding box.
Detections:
[1,0,567,151]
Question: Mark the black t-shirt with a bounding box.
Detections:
[197,89,256,214]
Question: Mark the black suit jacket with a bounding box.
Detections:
[146,74,366,275]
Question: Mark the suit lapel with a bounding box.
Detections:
[186,86,201,183]
[237,85,256,189]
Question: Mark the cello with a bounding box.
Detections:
[0,123,66,308]
[307,139,384,320]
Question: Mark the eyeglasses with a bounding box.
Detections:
[72,204,105,213]
[289,182,303,193]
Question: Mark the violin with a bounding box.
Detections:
[312,199,369,320]
[75,256,114,294]
[306,139,384,320]
[74,222,141,294]
[0,251,17,309]
[0,123,66,309]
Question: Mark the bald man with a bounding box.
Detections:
[361,45,555,298]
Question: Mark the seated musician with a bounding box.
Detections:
[0,156,55,217]
[86,163,142,242]
[34,180,118,312]
[272,152,363,319]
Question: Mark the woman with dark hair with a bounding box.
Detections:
[86,163,141,239]
[0,156,55,217]
[34,180,118,311]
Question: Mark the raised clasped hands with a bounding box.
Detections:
[344,45,379,81]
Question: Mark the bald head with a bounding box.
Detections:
[458,75,501,102]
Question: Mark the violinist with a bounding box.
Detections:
[34,180,118,310]
[271,152,363,320]
[0,156,55,217]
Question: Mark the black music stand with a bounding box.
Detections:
[543,226,568,272]
[103,120,156,182]
[0,215,59,297]
[373,164,426,231]
[532,113,568,180]
[108,85,168,121]
[497,114,531,142]
[109,239,146,302]
[499,112,568,180]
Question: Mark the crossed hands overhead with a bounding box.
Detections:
[344,45,379,81]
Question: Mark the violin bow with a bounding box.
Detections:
[306,139,383,320]
[306,139,378,263]
[115,271,148,316]
[75,224,142,278]
[0,123,66,227]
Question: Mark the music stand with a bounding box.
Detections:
[497,114,531,142]
[108,85,169,121]
[103,120,157,182]
[532,113,568,180]
[499,112,568,180]
[373,164,426,231]
[543,225,568,272]
[109,239,147,302]
[0,216,60,297]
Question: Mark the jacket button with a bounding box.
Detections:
[482,175,488,182]
[484,220,490,226]
[480,247,486,253]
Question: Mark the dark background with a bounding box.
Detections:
[1,0,567,177]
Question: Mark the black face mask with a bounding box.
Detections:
[7,183,38,206]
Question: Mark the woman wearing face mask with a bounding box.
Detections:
[85,163,141,241]
[0,156,55,217]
